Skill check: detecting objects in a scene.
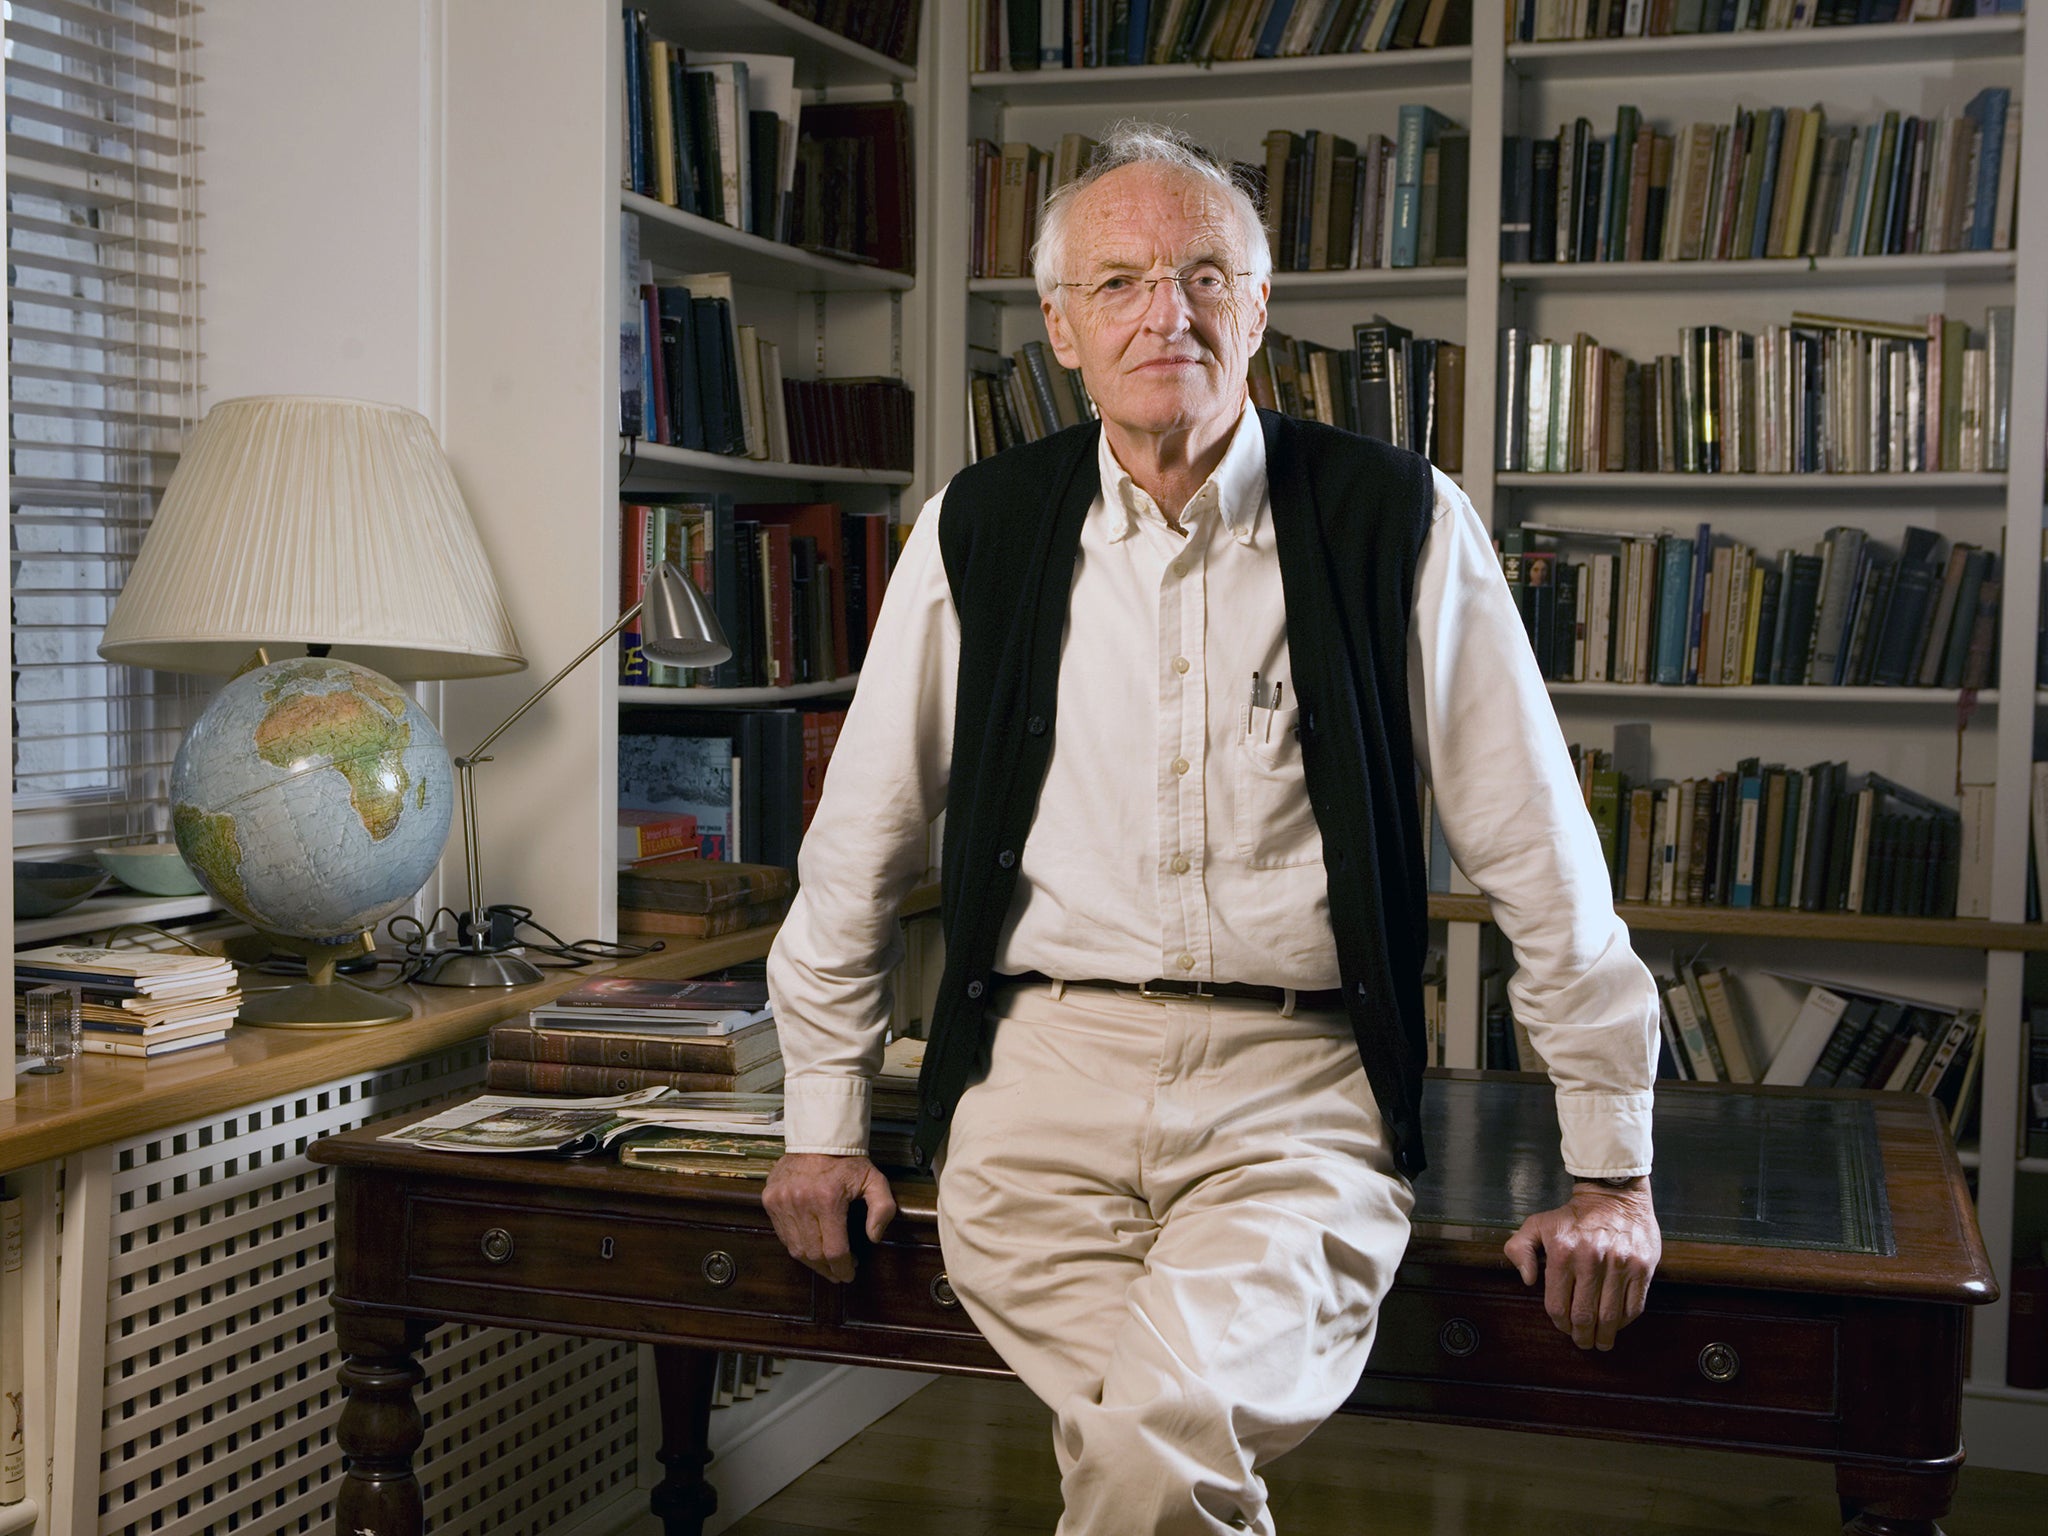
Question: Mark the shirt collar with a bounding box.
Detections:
[1096,399,1265,546]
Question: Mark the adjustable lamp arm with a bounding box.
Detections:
[448,596,643,946]
[460,598,644,767]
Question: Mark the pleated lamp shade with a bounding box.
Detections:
[98,395,526,680]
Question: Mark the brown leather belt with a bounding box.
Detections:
[996,971,1347,1012]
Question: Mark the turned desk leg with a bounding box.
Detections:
[650,1347,720,1536]
[1836,1463,1954,1536]
[335,1312,430,1536]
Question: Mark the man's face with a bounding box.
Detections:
[1042,163,1269,441]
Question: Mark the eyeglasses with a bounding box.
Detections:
[1056,263,1252,321]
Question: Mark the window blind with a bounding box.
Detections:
[6,0,203,861]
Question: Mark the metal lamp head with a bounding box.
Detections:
[643,560,732,668]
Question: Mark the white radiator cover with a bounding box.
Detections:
[89,1046,642,1536]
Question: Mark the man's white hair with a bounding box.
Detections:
[1031,120,1273,307]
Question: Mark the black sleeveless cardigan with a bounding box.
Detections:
[909,409,1438,1180]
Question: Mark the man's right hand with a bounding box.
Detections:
[762,1153,898,1283]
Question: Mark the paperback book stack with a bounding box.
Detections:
[617,860,796,938]
[487,976,781,1097]
[16,945,240,1059]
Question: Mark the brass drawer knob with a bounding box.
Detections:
[480,1228,514,1265]
[1439,1318,1480,1358]
[1699,1342,1740,1383]
[931,1272,960,1309]
[701,1250,737,1288]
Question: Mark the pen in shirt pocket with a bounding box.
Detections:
[1245,674,1284,741]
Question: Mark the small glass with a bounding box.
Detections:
[21,983,81,1074]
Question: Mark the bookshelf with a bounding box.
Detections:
[925,0,2048,1457]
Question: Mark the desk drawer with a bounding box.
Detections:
[1365,1286,1838,1416]
[842,1242,983,1337]
[408,1195,817,1322]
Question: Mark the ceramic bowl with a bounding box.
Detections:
[14,860,108,918]
[94,842,207,897]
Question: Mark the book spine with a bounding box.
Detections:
[483,1060,746,1096]
[488,1022,755,1072]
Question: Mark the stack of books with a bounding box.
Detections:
[969,341,1099,460]
[1244,318,1464,472]
[617,860,796,938]
[16,945,240,1059]
[970,133,1098,279]
[1263,107,1468,272]
[486,976,781,1097]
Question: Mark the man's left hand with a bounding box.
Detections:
[1503,1178,1661,1352]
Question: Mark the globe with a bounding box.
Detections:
[171,656,454,943]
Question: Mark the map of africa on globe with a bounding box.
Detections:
[171,656,454,942]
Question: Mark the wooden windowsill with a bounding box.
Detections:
[0,883,941,1172]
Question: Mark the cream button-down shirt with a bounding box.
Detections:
[766,401,1660,1178]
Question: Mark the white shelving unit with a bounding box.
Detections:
[925,2,2048,1463]
[439,0,927,948]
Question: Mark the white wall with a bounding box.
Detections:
[200,0,441,413]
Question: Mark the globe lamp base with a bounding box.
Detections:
[416,945,544,988]
[231,930,412,1029]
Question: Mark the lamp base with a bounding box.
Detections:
[416,945,544,988]
[239,976,412,1029]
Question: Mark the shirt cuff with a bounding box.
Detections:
[783,1074,872,1157]
[1555,1088,1654,1180]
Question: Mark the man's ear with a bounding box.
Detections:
[1044,296,1083,371]
[1243,278,1270,359]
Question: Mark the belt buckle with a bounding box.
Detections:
[1136,978,1205,1002]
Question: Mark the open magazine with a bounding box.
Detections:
[380,1088,784,1155]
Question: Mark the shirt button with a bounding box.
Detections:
[1171,756,1189,776]
[1177,953,1196,971]
[1171,560,1188,578]
[1170,854,1190,875]
[1172,655,1190,675]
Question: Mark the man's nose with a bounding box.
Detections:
[1140,275,1194,331]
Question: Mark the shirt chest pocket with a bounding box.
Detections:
[1229,705,1322,869]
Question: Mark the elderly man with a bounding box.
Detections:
[763,122,1662,1535]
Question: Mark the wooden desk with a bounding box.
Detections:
[311,1078,1994,1536]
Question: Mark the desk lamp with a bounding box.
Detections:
[417,562,730,987]
[98,396,525,1026]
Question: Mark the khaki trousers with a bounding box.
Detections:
[934,981,1415,1536]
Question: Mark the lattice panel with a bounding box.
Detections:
[91,1046,643,1536]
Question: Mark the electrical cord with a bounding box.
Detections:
[381,904,663,985]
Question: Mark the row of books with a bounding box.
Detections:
[769,0,921,64]
[618,249,917,470]
[970,133,1095,279]
[966,341,1101,459]
[1495,307,2017,475]
[1511,0,2017,41]
[618,16,916,273]
[622,712,840,871]
[1567,742,1970,917]
[1507,521,2001,691]
[620,495,894,692]
[1247,318,1466,470]
[1261,110,1469,271]
[617,859,796,943]
[620,19,798,241]
[974,0,1474,71]
[1503,91,2018,266]
[1766,980,1984,1135]
[15,945,239,1060]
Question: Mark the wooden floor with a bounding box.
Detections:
[726,1375,2047,1535]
